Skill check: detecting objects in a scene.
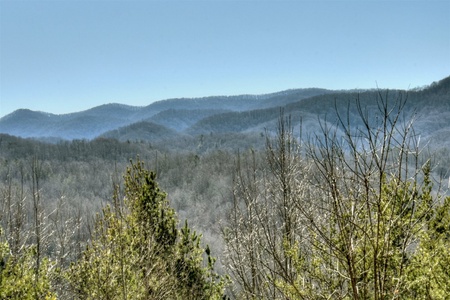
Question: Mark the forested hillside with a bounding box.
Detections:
[0,77,449,298]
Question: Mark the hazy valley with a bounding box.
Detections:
[1,76,449,298]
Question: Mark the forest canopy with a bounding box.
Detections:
[0,90,449,299]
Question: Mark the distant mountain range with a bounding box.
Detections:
[0,88,331,140]
[1,77,449,150]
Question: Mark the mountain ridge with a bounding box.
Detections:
[1,77,449,150]
[0,88,332,139]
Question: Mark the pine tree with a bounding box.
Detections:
[66,158,228,299]
[0,227,56,300]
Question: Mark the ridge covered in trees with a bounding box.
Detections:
[1,76,449,149]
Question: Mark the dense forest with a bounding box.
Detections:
[1,84,450,298]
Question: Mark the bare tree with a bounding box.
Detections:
[0,161,27,255]
[225,91,449,299]
[224,113,311,299]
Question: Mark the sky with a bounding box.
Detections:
[0,0,449,118]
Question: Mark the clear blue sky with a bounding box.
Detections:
[1,0,449,117]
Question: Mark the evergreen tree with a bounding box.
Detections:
[0,227,56,300]
[66,158,228,299]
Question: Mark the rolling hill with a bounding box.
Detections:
[0,88,330,140]
[0,76,449,151]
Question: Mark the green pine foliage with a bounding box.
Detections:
[405,193,450,299]
[66,158,228,299]
[0,228,56,300]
